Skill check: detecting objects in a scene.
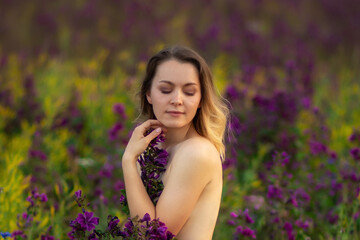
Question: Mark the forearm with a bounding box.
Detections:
[122,155,156,219]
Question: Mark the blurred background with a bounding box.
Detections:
[1,0,360,239]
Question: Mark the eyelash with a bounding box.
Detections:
[161,90,195,96]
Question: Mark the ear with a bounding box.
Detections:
[146,91,152,104]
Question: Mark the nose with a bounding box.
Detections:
[170,90,183,105]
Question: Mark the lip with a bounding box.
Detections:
[167,111,184,114]
[166,111,184,116]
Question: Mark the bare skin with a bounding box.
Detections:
[122,59,223,239]
[159,131,223,239]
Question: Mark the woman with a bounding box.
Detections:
[122,46,229,239]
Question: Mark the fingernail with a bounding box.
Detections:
[156,127,161,133]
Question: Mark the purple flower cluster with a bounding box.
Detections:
[137,129,168,204]
[40,227,56,240]
[77,211,100,231]
[68,210,100,239]
[11,188,55,239]
[350,147,360,161]
[68,191,100,239]
[27,191,48,205]
[68,191,175,239]
[117,213,175,239]
[228,209,256,239]
[108,103,127,141]
[119,128,168,217]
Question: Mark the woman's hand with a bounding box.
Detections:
[122,119,166,164]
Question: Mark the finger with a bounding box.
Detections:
[144,127,162,143]
[141,119,164,130]
[141,121,168,135]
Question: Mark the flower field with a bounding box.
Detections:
[0,0,359,239]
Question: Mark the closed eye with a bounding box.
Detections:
[160,89,196,96]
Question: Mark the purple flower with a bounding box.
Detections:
[227,219,236,225]
[154,152,168,166]
[22,212,28,219]
[350,147,360,161]
[41,235,55,240]
[119,195,126,203]
[26,196,35,206]
[230,211,238,218]
[67,230,75,240]
[283,222,295,240]
[327,211,339,224]
[287,196,298,207]
[108,122,124,141]
[75,190,82,199]
[29,149,48,161]
[114,180,124,191]
[98,163,114,178]
[241,226,256,239]
[272,217,280,223]
[226,85,240,100]
[267,185,283,200]
[229,115,244,137]
[88,233,99,240]
[309,140,327,155]
[295,219,310,230]
[108,217,120,230]
[272,91,298,123]
[124,219,134,232]
[301,97,311,109]
[243,209,255,224]
[329,151,337,160]
[349,131,360,143]
[235,225,243,234]
[330,180,343,196]
[273,151,290,166]
[76,211,99,231]
[39,193,48,202]
[157,225,168,235]
[283,222,293,232]
[12,230,26,238]
[223,157,237,169]
[141,213,151,223]
[113,103,127,119]
[294,188,311,204]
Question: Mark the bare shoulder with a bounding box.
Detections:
[172,137,222,171]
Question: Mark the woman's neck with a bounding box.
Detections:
[163,123,198,150]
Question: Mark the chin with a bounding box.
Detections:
[158,119,190,129]
[162,121,187,129]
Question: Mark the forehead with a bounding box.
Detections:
[153,59,200,86]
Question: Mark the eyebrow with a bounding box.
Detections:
[159,80,198,86]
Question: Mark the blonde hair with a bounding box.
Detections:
[138,45,229,160]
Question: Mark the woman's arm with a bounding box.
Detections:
[122,119,165,219]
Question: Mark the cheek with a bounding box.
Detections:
[188,99,201,112]
[151,94,166,111]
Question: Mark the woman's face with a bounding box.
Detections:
[146,59,201,129]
